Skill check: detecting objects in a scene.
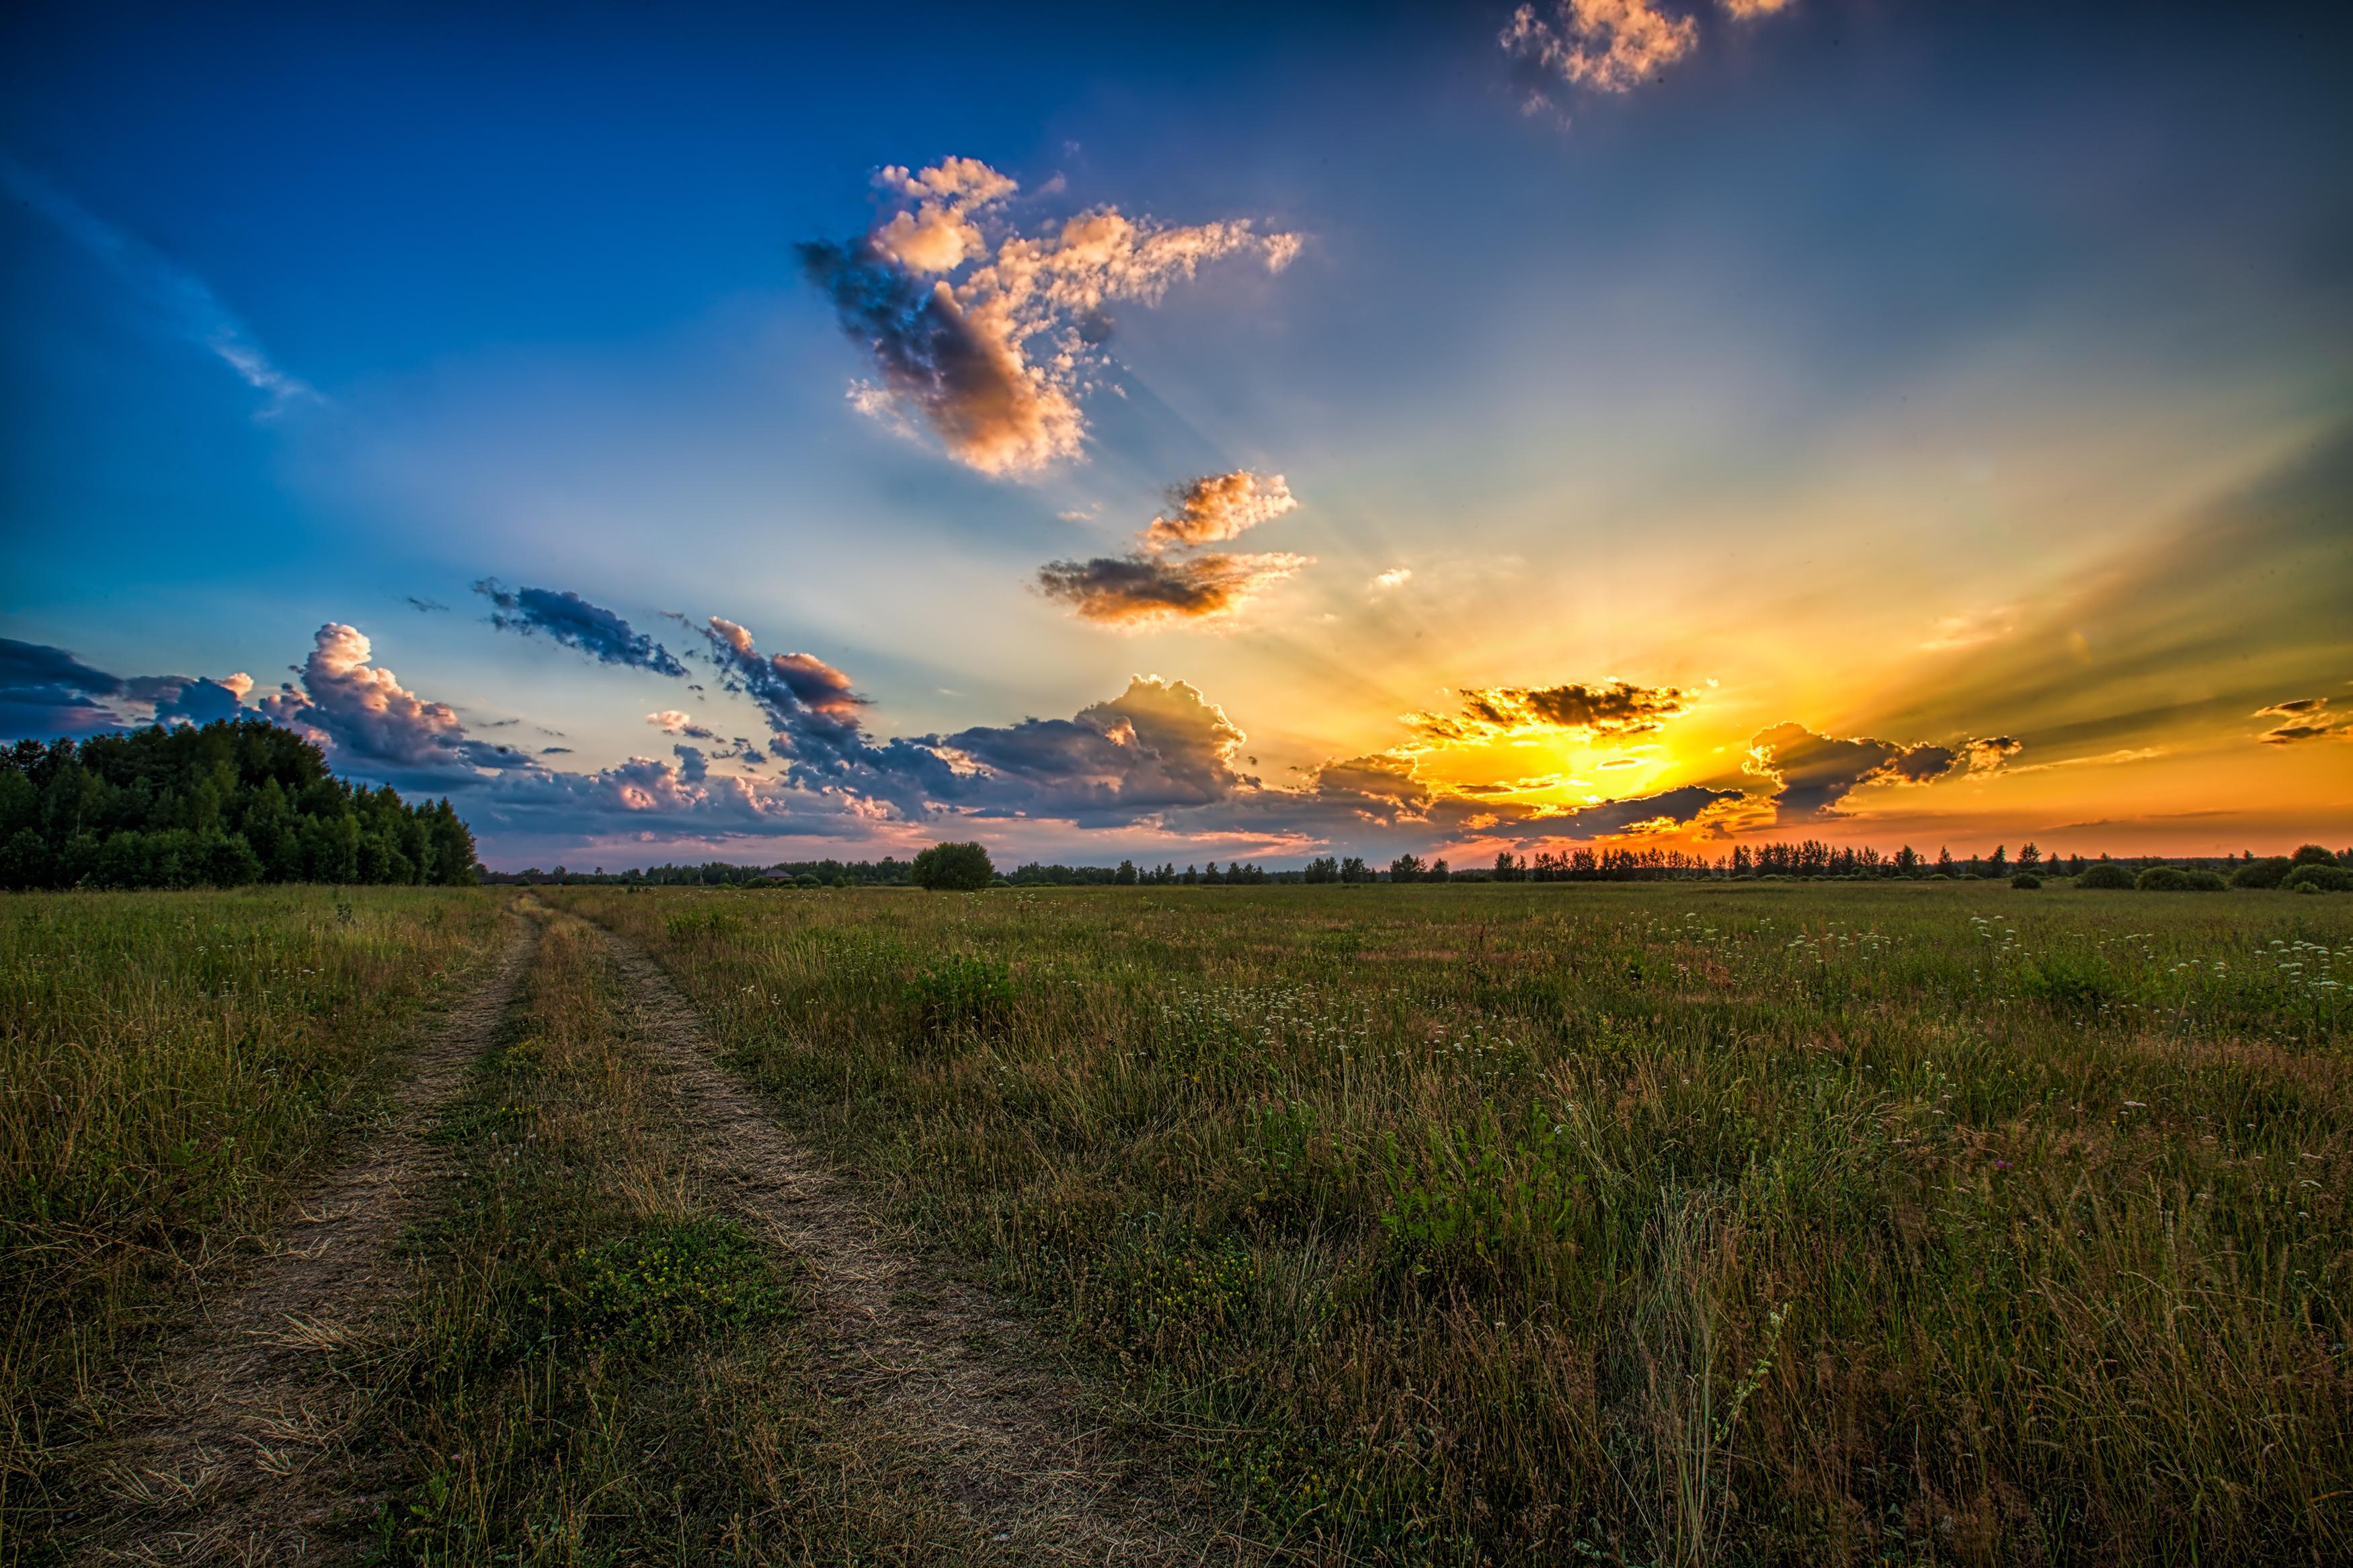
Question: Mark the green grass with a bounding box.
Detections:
[558,880,2353,1566]
[350,910,987,1565]
[0,885,504,1545]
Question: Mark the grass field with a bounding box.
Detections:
[0,887,504,1550]
[560,880,2351,1565]
[4,879,2348,1565]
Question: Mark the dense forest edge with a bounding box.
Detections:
[1,719,477,889]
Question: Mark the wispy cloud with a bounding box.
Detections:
[1502,0,1798,116]
[1,157,318,417]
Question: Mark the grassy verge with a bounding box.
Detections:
[349,909,987,1564]
[0,885,504,1551]
[559,880,2352,1566]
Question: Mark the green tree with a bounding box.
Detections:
[910,840,994,891]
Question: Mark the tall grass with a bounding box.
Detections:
[563,881,2352,1565]
[0,886,503,1544]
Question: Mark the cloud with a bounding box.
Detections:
[801,157,1300,474]
[2255,696,2351,745]
[699,618,872,763]
[1037,550,1310,626]
[258,624,536,782]
[475,581,688,677]
[1140,471,1297,550]
[1745,721,2018,817]
[646,709,717,740]
[1502,1,1698,99]
[407,597,449,613]
[1371,567,1414,591]
[1039,470,1309,627]
[1501,1,1796,115]
[0,638,255,739]
[1408,681,1696,744]
[1,157,317,416]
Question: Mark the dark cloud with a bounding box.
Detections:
[1,638,255,740]
[1746,722,2017,817]
[1410,681,1695,743]
[700,618,872,764]
[475,581,688,677]
[407,596,448,613]
[1037,551,1308,626]
[2255,697,2350,745]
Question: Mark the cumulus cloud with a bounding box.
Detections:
[1039,469,1310,627]
[1502,0,1796,114]
[259,624,536,782]
[475,581,688,677]
[1408,680,1696,744]
[1140,471,1297,551]
[1037,550,1309,627]
[2255,696,2351,745]
[1,157,317,417]
[1371,567,1414,591]
[1746,721,2018,817]
[801,157,1300,474]
[699,618,872,762]
[0,638,255,739]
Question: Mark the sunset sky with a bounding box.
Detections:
[3,0,2348,868]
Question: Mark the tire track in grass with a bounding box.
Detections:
[76,907,539,1566]
[593,922,1259,1567]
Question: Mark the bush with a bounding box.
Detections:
[2291,843,2342,866]
[2185,870,2228,891]
[2020,951,2119,1007]
[2283,863,2353,893]
[2076,862,2135,889]
[906,956,1015,1040]
[2135,866,2192,891]
[2231,857,2295,889]
[910,840,994,891]
[2010,873,2042,889]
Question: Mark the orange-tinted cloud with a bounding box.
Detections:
[1408,680,1695,743]
[2255,696,2350,745]
[1141,470,1296,551]
[1747,721,2020,817]
[801,158,1300,476]
[1037,550,1309,626]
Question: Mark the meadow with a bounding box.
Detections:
[0,887,505,1547]
[560,879,2351,1566]
[2,878,2346,1565]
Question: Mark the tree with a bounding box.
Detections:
[1427,858,1449,882]
[1340,856,1371,883]
[1114,858,1138,885]
[910,841,994,891]
[2016,843,2040,870]
[1494,851,1522,882]
[2292,843,2342,866]
[1389,853,1425,883]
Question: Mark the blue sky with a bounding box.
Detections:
[5,1,2348,866]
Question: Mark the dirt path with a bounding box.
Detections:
[77,909,539,1566]
[594,923,1257,1567]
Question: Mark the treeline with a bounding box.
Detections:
[0,720,477,890]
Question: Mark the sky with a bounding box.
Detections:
[2,0,2348,870]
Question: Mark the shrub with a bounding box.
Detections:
[2184,869,2229,891]
[906,956,1016,1040]
[910,840,994,891]
[2010,873,2042,889]
[2135,866,2193,891]
[2283,863,2353,893]
[2231,857,2295,889]
[2019,951,2119,1007]
[2291,843,2342,866]
[2076,862,2135,889]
